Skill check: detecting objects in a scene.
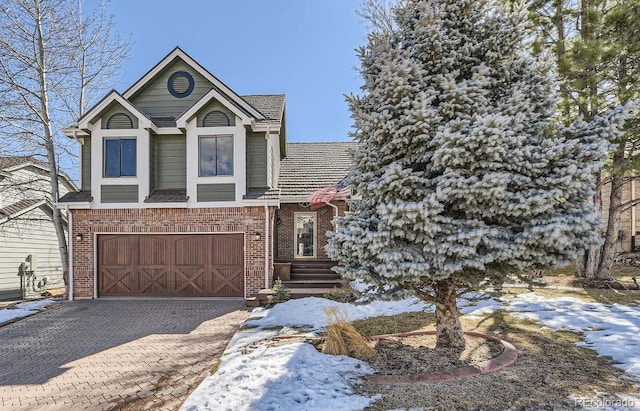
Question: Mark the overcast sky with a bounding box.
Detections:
[88,0,368,142]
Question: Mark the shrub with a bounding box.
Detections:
[267,279,290,306]
[322,306,376,359]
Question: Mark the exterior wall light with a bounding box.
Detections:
[254,232,262,241]
[75,233,83,241]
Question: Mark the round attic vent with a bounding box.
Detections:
[167,71,194,98]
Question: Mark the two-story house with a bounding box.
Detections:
[59,47,354,301]
[0,156,76,300]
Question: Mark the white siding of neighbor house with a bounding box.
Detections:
[0,167,71,208]
[0,206,65,300]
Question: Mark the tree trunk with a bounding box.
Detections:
[576,247,600,278]
[34,0,69,291]
[433,277,465,351]
[598,149,626,279]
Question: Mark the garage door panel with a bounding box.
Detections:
[100,267,135,295]
[212,267,243,295]
[173,267,206,295]
[138,237,169,265]
[211,234,243,265]
[138,268,170,294]
[101,236,136,265]
[175,236,208,265]
[98,234,244,297]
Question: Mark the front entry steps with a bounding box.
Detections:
[251,259,345,306]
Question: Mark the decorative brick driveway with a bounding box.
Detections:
[0,299,249,410]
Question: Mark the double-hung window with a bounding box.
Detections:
[104,138,136,177]
[199,135,233,176]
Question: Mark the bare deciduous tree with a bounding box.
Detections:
[0,0,131,294]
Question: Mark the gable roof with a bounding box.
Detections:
[0,156,46,169]
[123,47,265,121]
[0,156,78,192]
[72,90,156,132]
[0,198,47,225]
[278,142,357,201]
[241,95,285,125]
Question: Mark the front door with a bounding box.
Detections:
[294,212,317,258]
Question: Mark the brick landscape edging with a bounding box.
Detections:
[364,330,518,385]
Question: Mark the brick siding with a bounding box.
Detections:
[71,206,276,298]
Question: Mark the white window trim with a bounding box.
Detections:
[91,126,149,206]
[185,118,246,207]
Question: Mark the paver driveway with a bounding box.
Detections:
[0,299,249,410]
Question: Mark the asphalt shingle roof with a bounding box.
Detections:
[0,156,46,170]
[241,95,285,125]
[144,189,188,203]
[243,188,281,201]
[0,198,43,219]
[58,191,93,203]
[278,142,356,201]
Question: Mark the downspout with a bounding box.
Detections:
[325,201,339,218]
[632,179,637,251]
[66,204,74,301]
[264,201,270,289]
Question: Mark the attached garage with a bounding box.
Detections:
[97,234,244,297]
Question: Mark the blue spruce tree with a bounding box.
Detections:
[327,0,629,350]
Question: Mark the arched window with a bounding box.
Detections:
[201,110,231,127]
[106,113,134,129]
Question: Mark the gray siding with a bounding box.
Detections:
[155,135,186,189]
[269,135,281,188]
[131,60,213,118]
[101,185,138,203]
[0,207,65,301]
[81,137,91,191]
[100,103,138,129]
[196,100,236,127]
[149,136,156,191]
[197,184,235,202]
[246,131,267,188]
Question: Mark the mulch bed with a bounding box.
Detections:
[365,333,502,376]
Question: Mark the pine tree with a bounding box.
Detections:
[327,0,629,350]
[520,0,640,280]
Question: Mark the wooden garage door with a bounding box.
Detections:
[98,234,244,297]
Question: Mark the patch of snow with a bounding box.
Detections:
[0,298,53,324]
[182,337,375,411]
[182,297,420,411]
[245,296,429,331]
[459,292,506,317]
[505,293,640,384]
[184,292,640,409]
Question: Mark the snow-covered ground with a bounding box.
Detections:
[181,293,640,411]
[0,298,54,324]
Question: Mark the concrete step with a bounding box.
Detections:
[289,273,341,281]
[289,287,341,299]
[284,279,345,289]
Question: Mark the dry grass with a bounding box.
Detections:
[322,306,376,359]
[352,311,436,337]
[351,304,638,410]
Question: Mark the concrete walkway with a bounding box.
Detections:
[0,299,249,410]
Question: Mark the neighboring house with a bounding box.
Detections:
[601,178,640,253]
[0,156,76,300]
[58,47,355,301]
